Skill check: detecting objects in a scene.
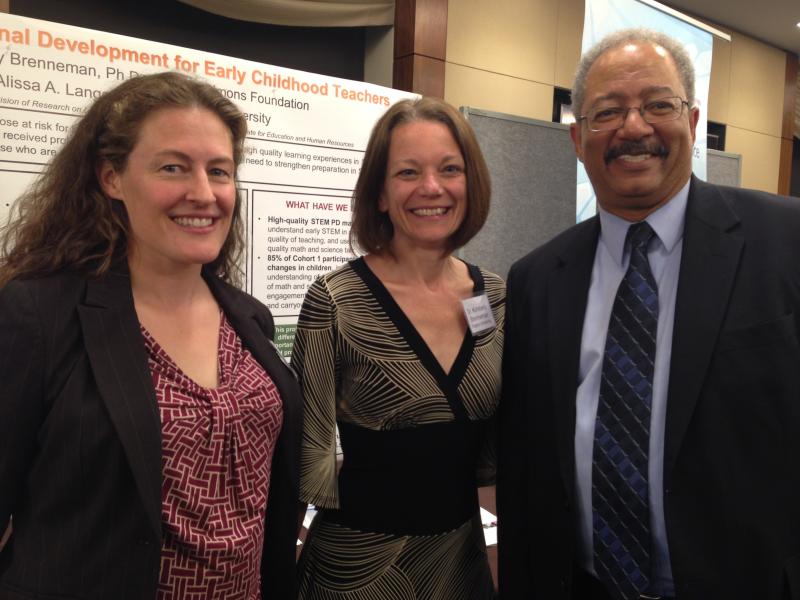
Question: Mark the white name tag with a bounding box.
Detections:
[461,293,496,335]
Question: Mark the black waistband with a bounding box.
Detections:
[323,419,486,535]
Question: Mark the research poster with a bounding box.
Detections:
[0,14,415,357]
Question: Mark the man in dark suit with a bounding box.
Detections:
[498,27,800,600]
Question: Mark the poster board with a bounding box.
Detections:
[458,108,577,278]
[707,149,741,188]
[0,14,416,357]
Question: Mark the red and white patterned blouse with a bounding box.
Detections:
[141,313,283,600]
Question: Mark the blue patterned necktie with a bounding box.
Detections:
[592,221,658,600]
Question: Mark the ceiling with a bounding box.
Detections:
[663,0,800,56]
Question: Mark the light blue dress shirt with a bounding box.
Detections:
[574,180,690,596]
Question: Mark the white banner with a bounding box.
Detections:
[576,0,713,222]
[0,14,416,356]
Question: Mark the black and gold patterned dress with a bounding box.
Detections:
[293,257,504,600]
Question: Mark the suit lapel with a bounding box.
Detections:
[664,177,743,486]
[548,218,600,501]
[203,274,300,446]
[204,273,300,586]
[77,270,162,539]
[77,270,299,544]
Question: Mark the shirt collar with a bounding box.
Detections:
[598,178,690,267]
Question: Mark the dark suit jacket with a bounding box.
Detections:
[0,267,302,599]
[498,176,800,600]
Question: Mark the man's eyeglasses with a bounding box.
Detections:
[576,96,691,132]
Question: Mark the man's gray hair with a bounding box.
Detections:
[571,27,696,117]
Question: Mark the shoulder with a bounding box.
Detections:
[1,271,87,316]
[469,265,506,304]
[0,273,89,380]
[295,261,360,329]
[1,270,87,295]
[324,259,361,284]
[311,259,362,299]
[476,266,505,291]
[693,178,800,221]
[737,189,800,225]
[690,178,800,244]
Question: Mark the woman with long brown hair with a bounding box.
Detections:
[0,71,300,599]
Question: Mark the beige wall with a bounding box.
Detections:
[445,0,789,193]
[709,32,787,192]
[445,0,582,122]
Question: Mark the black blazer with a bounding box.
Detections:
[0,267,302,599]
[498,176,800,600]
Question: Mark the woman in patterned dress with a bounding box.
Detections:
[293,97,504,599]
[0,72,301,599]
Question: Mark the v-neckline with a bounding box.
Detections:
[140,311,228,393]
[350,257,485,421]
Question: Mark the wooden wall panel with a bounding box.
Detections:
[778,53,798,195]
[393,0,447,97]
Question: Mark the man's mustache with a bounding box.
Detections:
[604,141,668,163]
